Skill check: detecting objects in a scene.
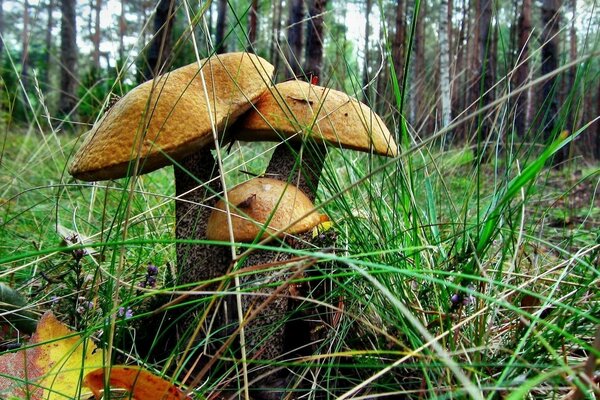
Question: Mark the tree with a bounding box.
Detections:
[286,0,304,77]
[59,0,77,116]
[42,0,54,87]
[304,0,327,78]
[392,0,405,109]
[513,0,533,137]
[362,0,372,93]
[215,0,227,53]
[540,0,565,165]
[91,0,102,71]
[247,0,258,51]
[21,0,30,92]
[473,0,495,159]
[439,0,452,143]
[410,1,425,127]
[145,0,176,79]
[118,0,126,61]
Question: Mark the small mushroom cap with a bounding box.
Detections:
[206,177,321,242]
[233,80,398,157]
[69,52,274,181]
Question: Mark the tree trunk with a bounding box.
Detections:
[567,0,578,131]
[475,0,494,160]
[540,0,564,165]
[146,0,176,79]
[247,0,258,51]
[439,0,452,143]
[286,0,304,78]
[362,0,372,95]
[453,0,467,142]
[410,1,425,127]
[43,0,54,87]
[59,0,78,116]
[304,0,327,79]
[118,0,125,62]
[514,0,532,137]
[21,0,30,92]
[92,0,102,70]
[270,0,282,78]
[215,0,227,53]
[392,0,405,106]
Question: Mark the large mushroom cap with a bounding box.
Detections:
[69,52,274,181]
[233,80,398,157]
[206,177,321,242]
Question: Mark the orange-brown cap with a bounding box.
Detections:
[233,80,398,156]
[69,52,274,181]
[206,177,321,242]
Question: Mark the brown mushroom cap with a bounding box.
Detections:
[206,177,321,242]
[233,80,398,157]
[69,52,274,181]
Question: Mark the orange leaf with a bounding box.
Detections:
[83,366,191,400]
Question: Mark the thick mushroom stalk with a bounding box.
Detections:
[206,177,322,393]
[227,80,398,391]
[68,52,275,360]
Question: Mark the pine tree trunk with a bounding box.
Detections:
[304,0,327,78]
[439,0,452,140]
[270,0,282,77]
[43,0,54,87]
[475,0,494,160]
[392,0,405,104]
[118,0,125,61]
[362,0,372,95]
[286,0,304,78]
[92,0,102,70]
[514,0,532,137]
[59,0,78,116]
[247,0,258,51]
[410,1,425,126]
[21,0,30,92]
[146,0,175,79]
[540,0,564,166]
[215,0,227,53]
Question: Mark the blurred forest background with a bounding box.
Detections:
[0,0,598,162]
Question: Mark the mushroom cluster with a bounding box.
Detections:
[68,52,397,391]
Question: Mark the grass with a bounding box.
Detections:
[1,4,600,399]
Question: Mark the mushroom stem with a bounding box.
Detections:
[172,148,233,357]
[264,141,328,202]
[174,148,228,283]
[234,142,327,394]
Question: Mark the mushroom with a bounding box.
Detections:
[219,80,397,393]
[206,177,321,242]
[68,52,274,358]
[205,177,322,394]
[233,79,398,201]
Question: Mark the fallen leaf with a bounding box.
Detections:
[83,365,191,400]
[0,311,103,399]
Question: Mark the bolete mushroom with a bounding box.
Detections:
[206,177,321,242]
[206,177,322,394]
[233,79,398,201]
[68,52,274,359]
[69,51,273,278]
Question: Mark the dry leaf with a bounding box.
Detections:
[83,366,191,400]
[0,311,103,399]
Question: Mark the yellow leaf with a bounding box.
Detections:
[0,311,103,399]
